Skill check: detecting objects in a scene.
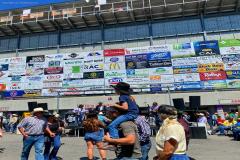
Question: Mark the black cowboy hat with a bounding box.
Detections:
[111,82,132,95]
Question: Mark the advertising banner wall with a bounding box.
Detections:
[126,45,171,55]
[199,71,227,81]
[105,56,125,70]
[222,54,240,70]
[149,74,174,84]
[171,43,195,58]
[193,40,220,56]
[83,71,104,79]
[219,39,240,55]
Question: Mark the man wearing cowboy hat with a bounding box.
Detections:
[18,107,55,160]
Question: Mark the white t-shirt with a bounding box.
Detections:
[156,118,187,154]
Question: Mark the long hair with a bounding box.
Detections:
[83,112,100,132]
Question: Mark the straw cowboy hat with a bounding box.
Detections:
[111,82,132,94]
[198,113,205,116]
[32,107,44,114]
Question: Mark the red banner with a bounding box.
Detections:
[104,49,125,56]
[199,71,227,81]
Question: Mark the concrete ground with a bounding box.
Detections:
[0,134,239,160]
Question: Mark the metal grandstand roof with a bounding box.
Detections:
[0,0,239,37]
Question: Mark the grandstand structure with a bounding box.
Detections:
[0,0,240,112]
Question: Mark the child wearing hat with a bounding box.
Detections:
[108,82,139,139]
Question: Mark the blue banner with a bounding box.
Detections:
[226,70,240,79]
[147,52,171,60]
[194,40,220,56]
[125,54,148,69]
[150,84,162,93]
[3,90,25,98]
[0,0,75,11]
[174,82,201,91]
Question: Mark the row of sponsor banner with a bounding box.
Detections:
[1,79,240,98]
[0,39,240,97]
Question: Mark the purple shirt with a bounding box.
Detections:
[198,116,207,124]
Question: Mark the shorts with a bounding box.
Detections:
[170,154,190,160]
[84,129,104,143]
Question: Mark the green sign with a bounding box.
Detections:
[219,39,240,47]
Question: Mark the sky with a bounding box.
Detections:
[0,0,76,11]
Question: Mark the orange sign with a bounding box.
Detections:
[0,84,6,91]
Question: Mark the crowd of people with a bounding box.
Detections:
[0,82,240,160]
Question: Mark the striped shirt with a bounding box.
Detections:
[17,116,47,135]
[135,115,151,143]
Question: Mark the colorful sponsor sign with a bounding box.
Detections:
[23,89,41,97]
[200,80,227,89]
[197,55,223,64]
[171,43,195,58]
[25,76,43,89]
[174,82,201,91]
[8,57,26,76]
[226,79,240,88]
[193,40,220,56]
[63,59,84,79]
[149,67,173,75]
[126,78,150,85]
[150,84,162,92]
[63,53,84,60]
[26,55,45,68]
[26,68,44,76]
[44,67,63,75]
[174,73,200,82]
[172,57,198,66]
[43,81,62,88]
[104,49,125,56]
[147,52,172,68]
[199,71,227,81]
[126,69,149,78]
[173,65,198,74]
[0,64,9,78]
[41,89,58,97]
[81,79,105,87]
[219,39,240,55]
[43,74,63,82]
[105,77,126,86]
[222,54,240,70]
[198,63,225,72]
[62,79,82,88]
[125,54,148,69]
[83,63,104,72]
[104,56,125,70]
[83,71,104,79]
[126,45,170,55]
[104,70,126,78]
[226,70,240,79]
[149,74,174,84]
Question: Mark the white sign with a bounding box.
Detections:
[63,79,82,88]
[43,81,62,88]
[174,73,200,82]
[149,74,174,84]
[25,76,43,89]
[126,69,149,78]
[126,45,171,55]
[172,57,198,66]
[149,67,173,75]
[43,74,63,82]
[104,70,126,78]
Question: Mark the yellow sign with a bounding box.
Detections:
[198,63,224,72]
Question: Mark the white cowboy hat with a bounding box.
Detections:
[54,114,60,118]
[198,113,204,116]
[99,112,104,115]
[33,107,44,113]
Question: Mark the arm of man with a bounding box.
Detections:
[18,127,28,139]
[17,118,28,139]
[104,132,135,145]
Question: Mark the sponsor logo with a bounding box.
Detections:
[87,52,101,57]
[110,57,119,62]
[108,78,124,84]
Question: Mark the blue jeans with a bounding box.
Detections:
[219,126,231,135]
[233,128,240,140]
[140,140,151,160]
[21,135,45,160]
[44,134,61,160]
[170,154,190,160]
[108,113,137,138]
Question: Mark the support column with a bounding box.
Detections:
[149,21,153,46]
[57,29,61,53]
[200,14,207,41]
[101,24,105,50]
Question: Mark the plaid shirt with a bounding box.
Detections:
[135,115,151,143]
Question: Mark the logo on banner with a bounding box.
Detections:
[104,49,125,56]
[108,78,124,84]
[44,67,63,75]
[87,52,101,57]
[200,71,227,81]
